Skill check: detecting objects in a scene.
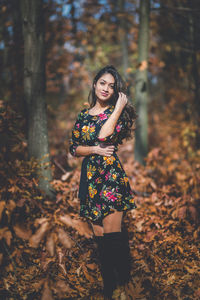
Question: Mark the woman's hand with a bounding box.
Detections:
[115,92,128,112]
[94,144,115,157]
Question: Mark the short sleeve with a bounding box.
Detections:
[97,116,127,143]
[69,112,83,156]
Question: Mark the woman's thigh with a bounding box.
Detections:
[103,210,123,233]
[91,222,104,236]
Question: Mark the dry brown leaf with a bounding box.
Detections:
[32,278,45,291]
[29,221,49,248]
[41,280,54,300]
[6,199,16,212]
[184,264,199,274]
[73,219,93,238]
[0,227,12,246]
[61,171,73,181]
[59,215,93,238]
[13,224,32,240]
[57,248,65,264]
[188,206,198,222]
[0,253,3,265]
[82,265,95,282]
[0,201,5,221]
[57,228,74,249]
[55,280,72,296]
[59,214,74,227]
[144,230,157,242]
[135,220,145,232]
[41,257,55,272]
[59,263,67,275]
[34,217,49,226]
[86,263,97,271]
[177,206,187,219]
[46,231,56,256]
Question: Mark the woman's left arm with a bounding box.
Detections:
[98,92,128,141]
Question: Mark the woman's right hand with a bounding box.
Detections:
[94,144,115,156]
[115,92,128,111]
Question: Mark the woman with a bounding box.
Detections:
[69,65,137,298]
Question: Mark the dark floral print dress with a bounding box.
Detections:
[69,105,137,222]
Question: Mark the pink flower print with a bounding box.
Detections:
[106,191,117,202]
[76,123,80,128]
[105,172,111,181]
[110,195,117,202]
[116,124,122,132]
[96,204,101,209]
[99,113,108,121]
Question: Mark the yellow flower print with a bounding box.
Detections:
[93,210,98,216]
[82,125,89,133]
[73,130,80,138]
[120,177,128,185]
[87,165,96,179]
[124,177,128,183]
[89,185,97,198]
[103,156,116,165]
[112,174,117,180]
[129,198,135,203]
[87,171,93,179]
[89,126,95,133]
[117,162,121,169]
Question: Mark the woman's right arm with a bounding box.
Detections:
[69,111,114,157]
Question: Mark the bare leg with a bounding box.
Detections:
[103,211,123,233]
[91,224,104,236]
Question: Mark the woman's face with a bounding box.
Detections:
[94,73,115,102]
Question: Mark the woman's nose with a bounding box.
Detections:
[103,85,109,91]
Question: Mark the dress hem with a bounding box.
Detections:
[79,198,137,223]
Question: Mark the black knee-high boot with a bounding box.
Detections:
[104,231,131,286]
[94,236,116,298]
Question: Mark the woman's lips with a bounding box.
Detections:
[101,92,108,97]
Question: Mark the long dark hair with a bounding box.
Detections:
[88,65,137,141]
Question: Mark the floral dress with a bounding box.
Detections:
[69,105,137,222]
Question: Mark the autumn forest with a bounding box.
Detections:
[0,0,200,299]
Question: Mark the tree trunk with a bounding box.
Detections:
[188,1,200,149]
[20,0,54,198]
[134,0,150,165]
[118,0,129,80]
[11,0,24,115]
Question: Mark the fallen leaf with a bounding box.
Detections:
[41,280,54,300]
[13,224,32,240]
[0,201,5,221]
[57,228,74,249]
[29,221,49,248]
[46,231,56,256]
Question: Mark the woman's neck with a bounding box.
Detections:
[94,100,110,110]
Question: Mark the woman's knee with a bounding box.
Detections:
[103,211,123,233]
[91,224,104,236]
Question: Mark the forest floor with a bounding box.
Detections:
[0,96,200,299]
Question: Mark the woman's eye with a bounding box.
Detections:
[110,86,114,89]
[100,82,105,85]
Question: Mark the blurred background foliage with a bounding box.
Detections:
[1,0,200,151]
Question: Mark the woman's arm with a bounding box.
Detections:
[98,92,128,140]
[75,144,115,157]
